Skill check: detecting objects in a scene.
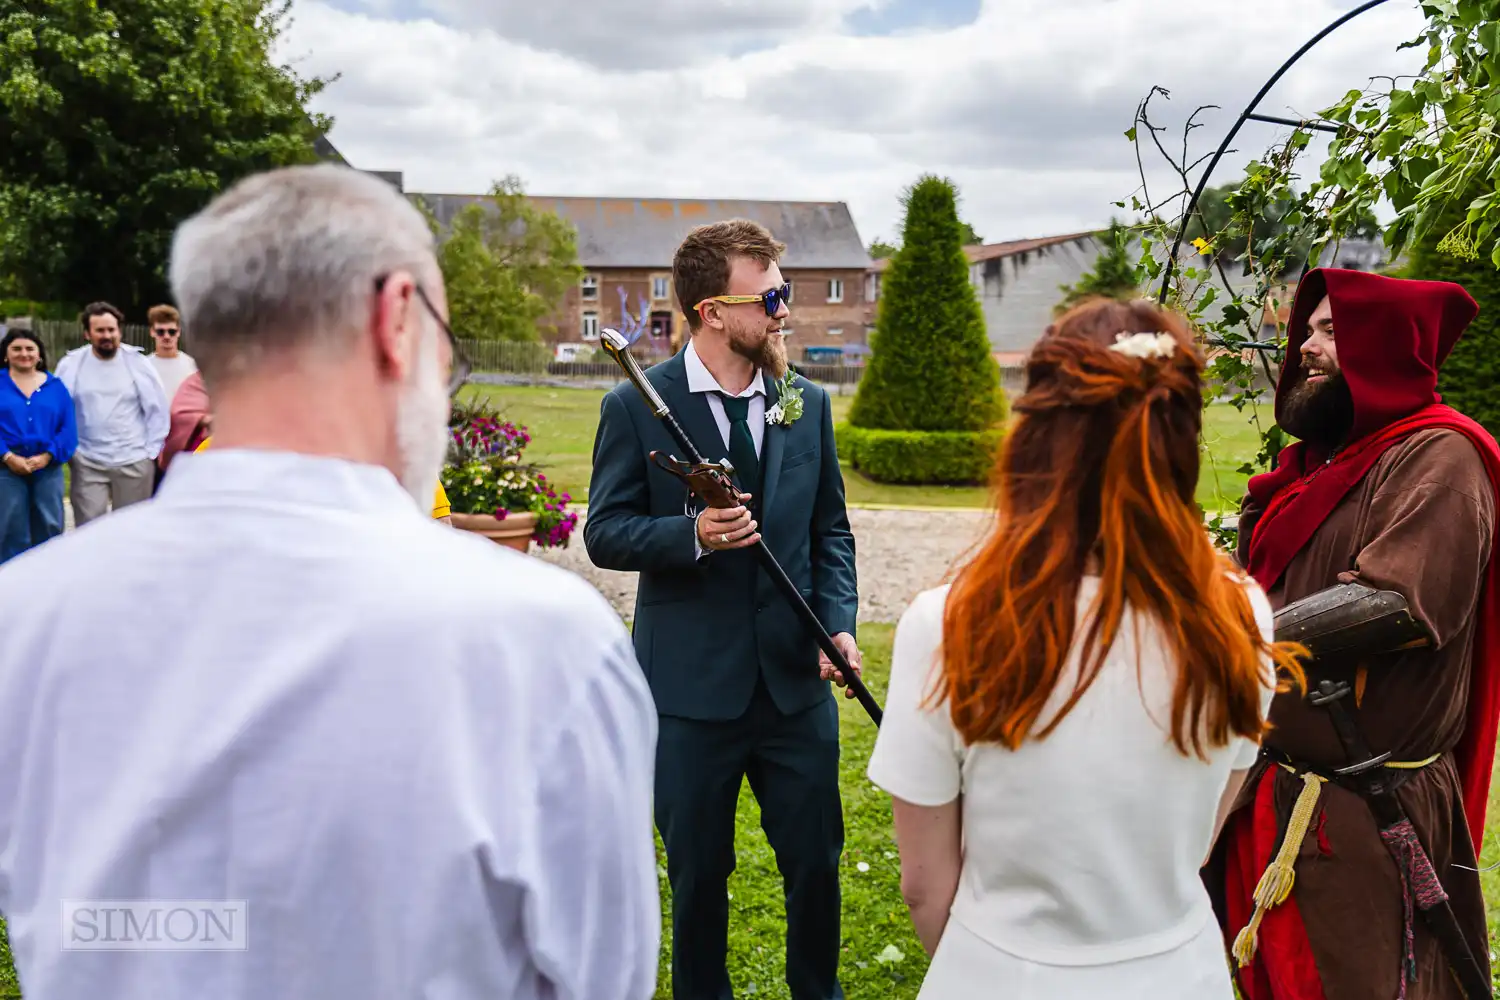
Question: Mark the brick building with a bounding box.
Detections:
[415,194,875,358]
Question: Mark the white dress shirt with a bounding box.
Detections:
[0,449,660,1000]
[685,340,766,559]
[684,338,766,456]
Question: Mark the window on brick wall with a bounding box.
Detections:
[865,273,880,302]
[827,278,844,303]
[652,276,670,301]
[581,274,599,300]
[827,327,844,338]
[582,312,599,340]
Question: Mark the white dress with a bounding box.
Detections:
[867,578,1276,999]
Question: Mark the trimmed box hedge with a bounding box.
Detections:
[836,424,1003,485]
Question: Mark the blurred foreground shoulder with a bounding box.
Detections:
[428,529,628,639]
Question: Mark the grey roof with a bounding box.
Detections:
[412,193,872,270]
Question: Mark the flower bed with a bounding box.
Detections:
[440,400,578,549]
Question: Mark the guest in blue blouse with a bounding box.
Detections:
[0,330,78,563]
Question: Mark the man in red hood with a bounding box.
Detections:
[1206,268,1500,1000]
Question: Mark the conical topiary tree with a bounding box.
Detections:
[839,175,1006,484]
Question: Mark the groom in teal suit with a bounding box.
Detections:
[585,219,860,1000]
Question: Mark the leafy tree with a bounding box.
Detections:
[422,177,581,343]
[0,0,332,313]
[867,238,898,260]
[958,221,983,246]
[1182,181,1378,277]
[1056,219,1139,313]
[1401,184,1500,439]
[843,176,1005,483]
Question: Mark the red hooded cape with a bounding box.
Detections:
[1241,268,1500,845]
[1227,269,1500,1000]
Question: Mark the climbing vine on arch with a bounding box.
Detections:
[1120,0,1500,544]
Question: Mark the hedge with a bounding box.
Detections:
[836,424,1003,485]
[0,300,77,322]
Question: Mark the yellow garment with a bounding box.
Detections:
[195,437,449,519]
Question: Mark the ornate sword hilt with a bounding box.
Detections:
[650,452,742,510]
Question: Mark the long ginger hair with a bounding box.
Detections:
[937,297,1304,759]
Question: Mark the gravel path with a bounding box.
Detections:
[535,507,993,624]
[65,501,992,624]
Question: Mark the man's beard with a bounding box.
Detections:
[93,342,118,360]
[395,327,451,508]
[1280,369,1354,449]
[729,326,788,380]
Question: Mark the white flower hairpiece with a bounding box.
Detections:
[1109,331,1178,360]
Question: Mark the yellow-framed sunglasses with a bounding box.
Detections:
[695,283,792,318]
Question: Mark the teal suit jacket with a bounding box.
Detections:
[583,350,858,721]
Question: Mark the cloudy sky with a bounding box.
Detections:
[282,0,1428,248]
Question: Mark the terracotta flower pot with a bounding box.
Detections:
[451,511,538,552]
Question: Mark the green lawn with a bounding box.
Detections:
[3,625,1500,995]
[466,383,1273,514]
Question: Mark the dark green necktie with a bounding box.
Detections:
[718,393,760,495]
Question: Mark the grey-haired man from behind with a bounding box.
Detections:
[0,164,660,1000]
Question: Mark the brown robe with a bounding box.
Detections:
[1216,427,1497,999]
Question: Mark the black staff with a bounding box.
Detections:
[600,328,883,726]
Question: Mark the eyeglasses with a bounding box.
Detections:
[374,275,472,397]
[153,328,179,336]
[695,283,792,319]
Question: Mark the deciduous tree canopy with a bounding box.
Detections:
[0,0,332,313]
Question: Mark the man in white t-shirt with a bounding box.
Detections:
[54,303,170,526]
[146,303,198,404]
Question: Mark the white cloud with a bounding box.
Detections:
[420,0,874,71]
[284,0,1428,248]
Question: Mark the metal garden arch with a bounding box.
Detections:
[1156,0,1395,312]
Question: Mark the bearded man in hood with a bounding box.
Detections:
[1206,268,1500,1000]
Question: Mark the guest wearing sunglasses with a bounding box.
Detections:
[586,219,860,1000]
[146,304,199,404]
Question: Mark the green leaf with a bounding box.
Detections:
[1480,22,1500,54]
[1389,88,1425,116]
[1124,127,1137,142]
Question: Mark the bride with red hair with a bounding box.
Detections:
[867,297,1305,997]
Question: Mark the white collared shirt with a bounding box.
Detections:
[684,338,766,458]
[0,449,660,1000]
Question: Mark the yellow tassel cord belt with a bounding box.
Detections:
[1231,753,1442,968]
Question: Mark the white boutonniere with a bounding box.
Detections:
[766,372,805,426]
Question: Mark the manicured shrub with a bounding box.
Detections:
[836,425,1002,485]
[846,175,1006,483]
